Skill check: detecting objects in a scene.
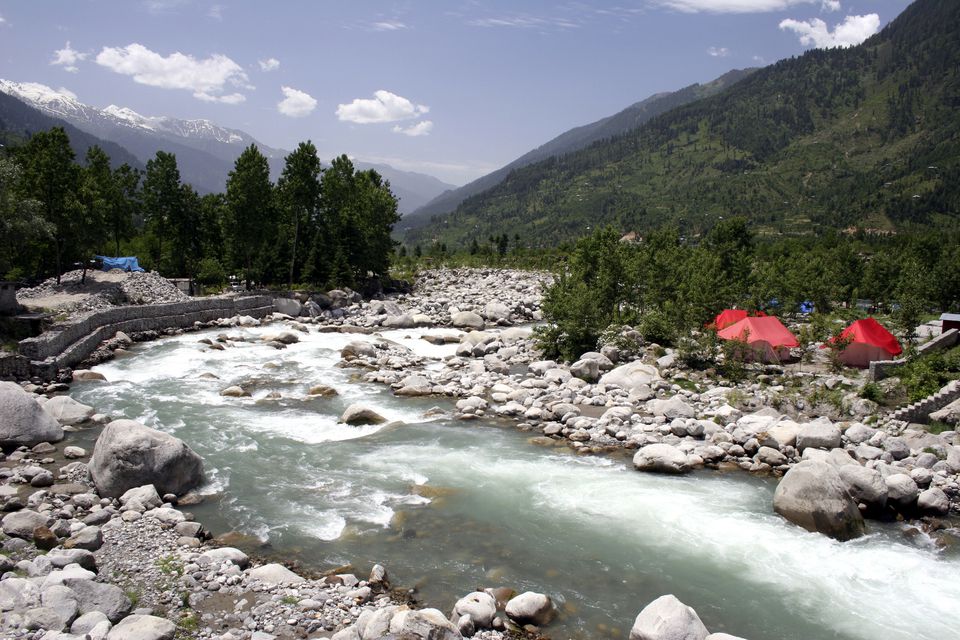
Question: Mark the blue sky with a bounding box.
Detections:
[0,0,913,184]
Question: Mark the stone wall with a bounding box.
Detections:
[0,353,33,381]
[870,328,959,381]
[18,295,274,380]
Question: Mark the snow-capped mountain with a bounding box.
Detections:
[0,79,456,210]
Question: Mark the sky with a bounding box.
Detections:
[0,0,914,185]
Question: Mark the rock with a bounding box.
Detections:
[633,443,691,474]
[64,526,103,551]
[245,563,305,584]
[346,605,460,640]
[451,311,484,330]
[650,396,695,419]
[837,465,887,511]
[795,421,841,451]
[773,461,864,541]
[72,370,107,382]
[308,384,339,397]
[198,547,249,568]
[382,313,415,328]
[64,446,87,459]
[341,404,387,426]
[64,578,132,623]
[33,525,59,550]
[25,605,69,631]
[2,510,50,539]
[42,585,79,628]
[71,611,110,635]
[273,331,300,345]
[600,362,661,392]
[274,298,303,317]
[0,381,64,446]
[917,487,949,515]
[884,474,919,511]
[570,359,600,383]
[705,635,748,640]
[42,395,95,425]
[0,577,40,611]
[89,419,205,498]
[505,591,556,627]
[929,398,960,425]
[453,591,497,629]
[883,437,910,461]
[47,549,97,572]
[766,421,803,448]
[106,614,176,640]
[755,446,787,466]
[120,485,162,511]
[341,341,376,360]
[483,301,511,322]
[220,386,250,397]
[629,594,709,640]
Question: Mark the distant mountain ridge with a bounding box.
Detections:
[407,0,960,247]
[402,68,755,228]
[0,80,456,212]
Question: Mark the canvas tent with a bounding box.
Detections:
[718,316,799,363]
[710,309,767,330]
[827,318,902,368]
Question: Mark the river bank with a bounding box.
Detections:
[2,268,959,640]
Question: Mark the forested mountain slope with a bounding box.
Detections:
[408,0,960,247]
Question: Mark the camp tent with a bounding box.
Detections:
[718,316,799,363]
[710,309,767,330]
[827,318,902,368]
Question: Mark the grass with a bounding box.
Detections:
[125,589,141,607]
[281,595,299,605]
[156,555,183,577]
[179,613,199,632]
[926,421,954,435]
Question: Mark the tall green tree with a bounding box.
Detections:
[0,155,51,279]
[142,151,182,272]
[225,144,273,288]
[277,141,322,287]
[16,127,81,283]
[108,164,141,256]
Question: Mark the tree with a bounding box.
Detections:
[0,155,51,279]
[225,145,273,288]
[142,151,182,272]
[16,127,81,283]
[277,141,322,287]
[108,164,140,256]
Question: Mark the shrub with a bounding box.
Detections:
[195,257,228,288]
[859,382,884,404]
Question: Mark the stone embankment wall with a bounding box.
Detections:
[890,380,960,424]
[14,295,274,380]
[870,328,959,381]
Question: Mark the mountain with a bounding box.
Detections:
[408,0,960,247]
[401,68,755,228]
[0,90,143,170]
[0,81,456,212]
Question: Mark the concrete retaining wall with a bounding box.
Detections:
[18,295,275,379]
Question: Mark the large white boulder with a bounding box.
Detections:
[89,420,204,498]
[773,460,864,541]
[0,381,63,446]
[42,395,95,425]
[106,614,175,640]
[633,444,692,474]
[451,311,484,330]
[629,594,709,640]
[600,362,661,393]
[505,591,556,627]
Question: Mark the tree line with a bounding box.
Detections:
[0,127,400,289]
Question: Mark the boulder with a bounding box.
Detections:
[219,386,249,398]
[63,578,132,622]
[106,614,176,640]
[917,487,949,515]
[650,396,695,420]
[2,510,50,539]
[341,341,376,360]
[382,313,416,328]
[453,591,497,629]
[929,398,960,425]
[64,526,103,551]
[245,563,305,584]
[273,331,300,345]
[600,362,661,393]
[505,591,556,627]
[884,474,919,511]
[451,311,484,330]
[0,381,64,446]
[795,421,841,451]
[119,485,162,511]
[89,419,204,498]
[42,395,95,425]
[633,444,691,474]
[773,461,864,541]
[72,370,107,382]
[308,384,339,397]
[0,578,40,612]
[570,359,600,383]
[340,404,387,426]
[755,446,787,466]
[629,594,709,640]
[837,465,887,511]
[71,611,110,635]
[274,298,303,317]
[483,301,511,322]
[199,547,249,568]
[41,585,79,628]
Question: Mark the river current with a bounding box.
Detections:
[70,325,960,640]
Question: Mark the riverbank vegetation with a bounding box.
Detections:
[0,128,399,289]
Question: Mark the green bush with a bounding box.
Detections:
[637,309,677,347]
[859,382,884,404]
[195,257,228,288]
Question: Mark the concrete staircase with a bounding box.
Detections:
[889,380,960,424]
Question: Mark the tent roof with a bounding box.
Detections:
[710,309,767,330]
[717,316,799,348]
[834,318,902,355]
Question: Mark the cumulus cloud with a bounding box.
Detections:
[779,13,880,48]
[707,46,730,57]
[51,42,87,72]
[336,90,429,124]
[393,120,433,137]
[652,0,836,13]
[277,86,317,117]
[95,43,251,103]
[57,86,78,100]
[258,57,280,72]
[372,20,407,31]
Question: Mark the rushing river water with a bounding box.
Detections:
[70,326,960,640]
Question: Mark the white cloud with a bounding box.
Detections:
[779,13,880,48]
[651,0,835,13]
[51,41,87,73]
[0,13,6,25]
[707,46,730,57]
[468,15,579,29]
[57,86,78,100]
[95,43,251,103]
[393,120,433,137]
[372,20,407,31]
[258,57,280,72]
[336,90,429,124]
[208,4,223,20]
[277,86,317,117]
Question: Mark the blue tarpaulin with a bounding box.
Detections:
[96,256,145,272]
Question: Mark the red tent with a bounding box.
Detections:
[826,318,902,368]
[710,309,767,330]
[718,316,798,363]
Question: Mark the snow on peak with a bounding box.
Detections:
[0,79,87,116]
[102,104,159,130]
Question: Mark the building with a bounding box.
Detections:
[942,313,960,334]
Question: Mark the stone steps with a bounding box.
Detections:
[890,380,960,424]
